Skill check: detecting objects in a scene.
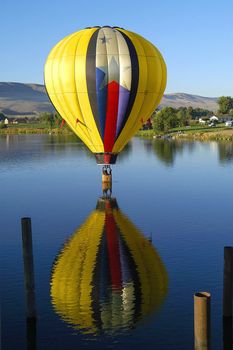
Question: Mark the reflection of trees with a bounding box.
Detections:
[143,139,192,166]
[0,134,133,167]
[0,134,87,167]
[218,142,233,164]
[117,142,132,162]
[44,134,96,160]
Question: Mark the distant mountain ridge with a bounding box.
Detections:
[0,82,54,116]
[161,93,218,111]
[0,82,218,116]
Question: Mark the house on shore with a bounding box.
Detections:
[209,115,218,122]
[218,115,232,122]
[199,117,209,124]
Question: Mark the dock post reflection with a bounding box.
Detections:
[21,217,37,350]
[222,246,233,350]
[21,217,36,318]
[26,318,37,350]
[223,316,232,350]
[223,246,233,317]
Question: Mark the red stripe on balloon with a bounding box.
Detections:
[104,81,119,152]
[105,213,122,290]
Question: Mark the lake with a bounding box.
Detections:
[1,134,232,350]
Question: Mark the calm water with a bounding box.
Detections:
[1,134,232,350]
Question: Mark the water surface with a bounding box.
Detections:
[1,135,232,349]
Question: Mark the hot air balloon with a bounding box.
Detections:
[50,197,168,335]
[44,26,166,167]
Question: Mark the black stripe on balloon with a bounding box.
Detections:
[91,226,111,332]
[86,29,102,138]
[115,30,139,140]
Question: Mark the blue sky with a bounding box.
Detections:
[1,0,232,96]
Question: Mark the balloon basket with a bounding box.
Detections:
[95,153,118,165]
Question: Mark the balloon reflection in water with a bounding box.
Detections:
[50,198,168,334]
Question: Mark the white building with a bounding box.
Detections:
[209,116,218,122]
[199,118,207,124]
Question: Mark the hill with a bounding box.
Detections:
[161,93,218,111]
[0,82,218,116]
[0,82,54,116]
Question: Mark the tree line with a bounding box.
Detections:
[152,96,233,132]
[39,112,64,128]
[152,107,212,132]
[217,96,233,114]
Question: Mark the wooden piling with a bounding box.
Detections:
[223,246,233,317]
[21,217,36,319]
[194,292,211,350]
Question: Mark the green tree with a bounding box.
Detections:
[0,112,6,121]
[153,107,178,132]
[40,112,63,129]
[218,96,233,114]
[177,108,190,126]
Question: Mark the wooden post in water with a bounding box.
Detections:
[194,292,211,350]
[21,217,36,319]
[223,246,233,317]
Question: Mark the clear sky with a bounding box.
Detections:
[1,0,232,97]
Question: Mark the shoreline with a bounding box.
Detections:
[137,128,233,141]
[0,127,73,135]
[1,127,233,141]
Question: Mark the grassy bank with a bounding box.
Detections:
[0,123,73,135]
[1,123,233,141]
[137,125,233,141]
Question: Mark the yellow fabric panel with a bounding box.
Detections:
[45,31,80,95]
[74,29,104,152]
[131,31,167,95]
[112,28,166,154]
[158,53,167,96]
[45,28,104,153]
[58,92,94,148]
[46,30,85,59]
[50,210,105,333]
[132,31,162,58]
[45,31,96,152]
[136,33,167,102]
[146,56,163,92]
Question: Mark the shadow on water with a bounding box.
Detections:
[50,196,168,336]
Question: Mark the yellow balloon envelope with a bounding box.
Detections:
[50,197,168,334]
[44,26,167,164]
